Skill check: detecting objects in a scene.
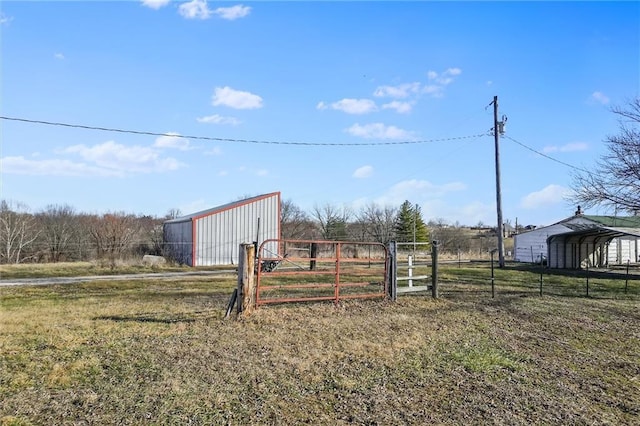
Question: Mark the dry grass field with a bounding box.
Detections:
[1,263,639,425]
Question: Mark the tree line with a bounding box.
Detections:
[0,198,504,265]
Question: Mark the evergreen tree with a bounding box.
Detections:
[394,201,429,243]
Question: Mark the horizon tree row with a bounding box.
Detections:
[1,198,499,265]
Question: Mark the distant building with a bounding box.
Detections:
[513,212,640,268]
[163,192,281,266]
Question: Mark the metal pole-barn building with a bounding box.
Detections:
[163,192,281,266]
[514,211,640,268]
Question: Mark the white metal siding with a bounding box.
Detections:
[607,240,618,264]
[514,224,571,263]
[618,237,637,263]
[193,194,280,266]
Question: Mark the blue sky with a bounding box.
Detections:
[1,1,638,227]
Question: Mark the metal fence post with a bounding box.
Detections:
[408,254,413,287]
[586,261,590,297]
[539,254,544,296]
[388,241,397,301]
[431,240,439,299]
[625,259,630,294]
[490,249,496,298]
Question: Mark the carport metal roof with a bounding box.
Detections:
[548,226,640,245]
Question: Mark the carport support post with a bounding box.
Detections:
[431,241,439,299]
[237,243,256,315]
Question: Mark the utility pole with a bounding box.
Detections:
[492,96,505,268]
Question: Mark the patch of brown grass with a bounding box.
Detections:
[1,272,639,424]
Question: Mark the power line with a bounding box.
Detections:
[504,135,590,173]
[0,115,486,147]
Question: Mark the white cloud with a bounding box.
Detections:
[458,202,494,225]
[141,0,171,10]
[64,141,184,174]
[179,0,212,20]
[346,123,413,140]
[153,133,191,151]
[382,100,412,114]
[373,82,421,99]
[542,142,588,154]
[212,86,263,109]
[590,91,610,105]
[214,4,251,20]
[422,84,443,97]
[330,98,377,114]
[206,146,223,156]
[428,68,461,85]
[353,165,373,179]
[0,13,13,25]
[316,101,328,110]
[180,199,208,214]
[54,53,65,60]
[391,179,466,197]
[3,140,186,177]
[0,156,122,177]
[217,170,229,176]
[423,68,462,97]
[256,169,269,177]
[373,73,460,100]
[375,179,466,205]
[197,114,241,125]
[520,184,571,209]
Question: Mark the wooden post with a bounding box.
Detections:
[493,95,505,268]
[431,241,439,299]
[236,243,256,315]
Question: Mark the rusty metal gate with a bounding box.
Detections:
[256,239,389,306]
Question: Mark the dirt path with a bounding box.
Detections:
[0,270,236,287]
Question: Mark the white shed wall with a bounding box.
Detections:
[514,224,571,263]
[194,194,280,266]
[615,237,638,264]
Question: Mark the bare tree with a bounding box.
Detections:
[280,199,313,240]
[166,208,183,220]
[87,212,140,268]
[311,203,352,240]
[0,200,40,264]
[36,204,77,262]
[134,215,164,256]
[356,202,397,244]
[572,97,640,213]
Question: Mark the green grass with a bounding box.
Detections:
[1,263,639,424]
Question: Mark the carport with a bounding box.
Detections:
[547,227,640,269]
